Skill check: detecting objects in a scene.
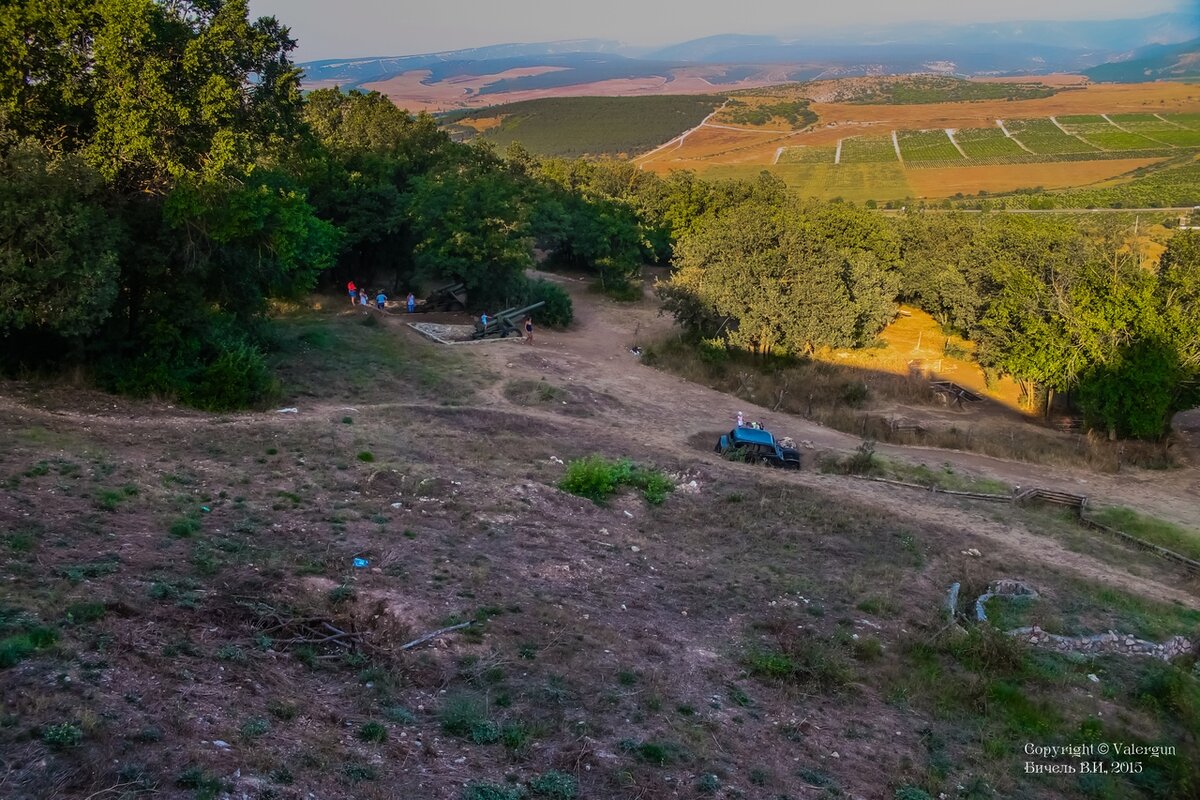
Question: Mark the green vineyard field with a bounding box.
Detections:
[953,127,1027,159]
[897,129,964,162]
[839,136,898,163]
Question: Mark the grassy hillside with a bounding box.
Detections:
[443,95,725,157]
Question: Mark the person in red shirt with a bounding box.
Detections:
[347,280,357,307]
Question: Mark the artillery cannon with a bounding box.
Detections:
[472,302,545,340]
[420,282,467,312]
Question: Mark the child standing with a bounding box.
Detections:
[358,289,368,308]
[524,315,533,345]
[347,280,357,306]
[375,290,387,310]
[406,292,415,313]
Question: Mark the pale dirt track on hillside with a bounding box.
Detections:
[384,271,1198,609]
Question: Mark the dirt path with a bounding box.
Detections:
[462,271,1200,528]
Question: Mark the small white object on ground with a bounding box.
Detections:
[1088,674,1100,683]
[275,407,298,414]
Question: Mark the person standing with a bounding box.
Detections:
[375,290,387,311]
[358,289,368,308]
[406,292,416,313]
[480,311,489,328]
[347,280,357,307]
[524,315,534,345]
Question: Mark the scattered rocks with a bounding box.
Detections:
[975,579,1038,622]
[1007,625,1194,662]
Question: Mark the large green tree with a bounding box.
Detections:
[664,198,900,355]
[0,0,337,408]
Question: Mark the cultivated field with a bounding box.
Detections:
[637,80,1200,202]
[443,95,724,157]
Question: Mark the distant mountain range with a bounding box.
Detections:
[298,13,1200,110]
[1083,37,1200,82]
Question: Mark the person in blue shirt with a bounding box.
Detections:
[375,290,387,310]
[480,312,489,328]
[406,292,415,313]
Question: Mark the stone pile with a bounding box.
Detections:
[1008,626,1195,662]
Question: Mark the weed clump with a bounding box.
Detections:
[462,783,524,800]
[358,720,388,743]
[440,692,496,742]
[0,626,57,667]
[559,455,674,505]
[619,738,687,765]
[240,717,270,739]
[41,722,83,749]
[529,770,578,798]
[743,623,855,692]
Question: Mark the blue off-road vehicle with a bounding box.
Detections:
[715,427,802,470]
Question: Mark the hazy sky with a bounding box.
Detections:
[248,0,1190,61]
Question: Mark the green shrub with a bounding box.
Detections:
[102,317,279,412]
[559,455,675,505]
[358,720,388,743]
[216,645,247,663]
[176,766,225,798]
[462,783,524,800]
[529,770,578,798]
[267,699,298,720]
[64,602,106,624]
[41,722,83,748]
[895,788,934,800]
[0,627,57,667]
[341,763,377,783]
[743,634,855,691]
[191,338,278,411]
[440,692,494,741]
[384,705,416,724]
[327,584,355,605]
[620,738,687,766]
[240,717,270,739]
[522,279,574,327]
[840,382,869,407]
[169,516,201,538]
[357,451,375,463]
[559,456,620,503]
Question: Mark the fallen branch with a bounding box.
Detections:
[400,621,473,651]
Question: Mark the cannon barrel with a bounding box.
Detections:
[497,301,545,321]
[471,301,545,339]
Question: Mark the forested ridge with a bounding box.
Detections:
[1,1,1197,440]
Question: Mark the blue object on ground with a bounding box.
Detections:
[353,558,369,568]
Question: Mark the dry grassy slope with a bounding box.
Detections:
[0,282,1198,800]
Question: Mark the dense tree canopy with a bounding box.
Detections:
[663,198,900,354]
